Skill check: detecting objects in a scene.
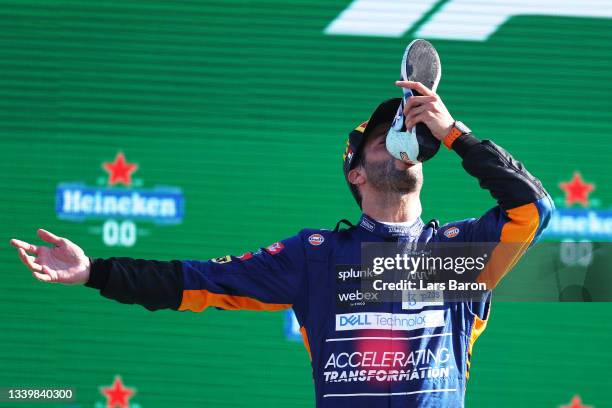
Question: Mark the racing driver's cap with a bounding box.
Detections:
[342,97,402,208]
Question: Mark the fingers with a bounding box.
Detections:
[16,247,56,283]
[17,247,43,273]
[33,270,53,283]
[395,80,435,96]
[404,104,429,120]
[10,238,39,255]
[37,229,63,246]
[403,98,436,129]
[405,112,432,130]
[11,231,62,284]
[403,95,437,114]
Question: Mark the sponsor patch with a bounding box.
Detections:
[359,217,375,232]
[265,242,285,255]
[444,226,460,238]
[336,266,375,282]
[237,252,253,261]
[308,233,325,246]
[399,151,415,164]
[335,310,445,331]
[336,289,380,310]
[402,290,444,310]
[337,290,379,302]
[323,346,453,384]
[211,255,231,264]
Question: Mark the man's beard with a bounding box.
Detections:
[363,158,422,195]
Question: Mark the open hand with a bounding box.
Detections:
[395,80,455,141]
[10,229,91,285]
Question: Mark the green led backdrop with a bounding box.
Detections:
[2,1,612,407]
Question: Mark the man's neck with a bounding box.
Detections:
[361,192,422,223]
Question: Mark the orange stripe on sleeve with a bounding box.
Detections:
[300,326,312,361]
[476,202,540,289]
[500,203,541,243]
[466,313,488,380]
[179,289,291,312]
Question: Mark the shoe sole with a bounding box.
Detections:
[401,39,442,162]
[401,39,441,93]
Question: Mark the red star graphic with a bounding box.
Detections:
[559,171,594,207]
[100,375,135,408]
[560,395,592,408]
[102,152,138,186]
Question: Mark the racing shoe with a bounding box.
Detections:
[387,39,442,164]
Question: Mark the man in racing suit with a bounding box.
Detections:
[10,80,553,407]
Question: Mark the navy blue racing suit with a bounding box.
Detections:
[85,134,553,407]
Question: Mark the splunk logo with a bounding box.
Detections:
[335,311,445,331]
[337,267,375,282]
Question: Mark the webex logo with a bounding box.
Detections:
[337,290,379,303]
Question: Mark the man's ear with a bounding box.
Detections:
[348,167,366,187]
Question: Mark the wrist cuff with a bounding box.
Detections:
[452,134,481,158]
[443,126,463,149]
[84,257,110,290]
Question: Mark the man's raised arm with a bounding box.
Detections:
[446,132,554,245]
[395,79,554,289]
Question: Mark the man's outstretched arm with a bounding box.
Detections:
[10,229,307,312]
[85,257,183,311]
